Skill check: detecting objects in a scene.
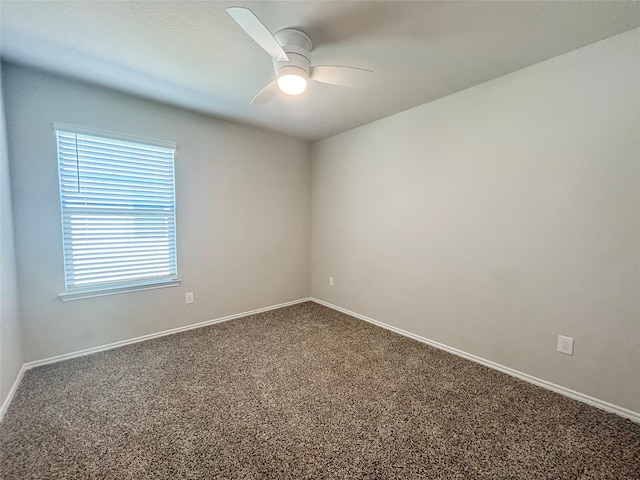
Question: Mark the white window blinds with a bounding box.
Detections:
[56,127,178,298]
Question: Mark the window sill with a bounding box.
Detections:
[58,279,182,302]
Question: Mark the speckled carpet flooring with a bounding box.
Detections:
[1,302,639,479]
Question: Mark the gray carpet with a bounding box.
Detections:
[1,302,639,479]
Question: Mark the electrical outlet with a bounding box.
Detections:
[329,276,334,287]
[557,335,574,355]
[185,292,194,304]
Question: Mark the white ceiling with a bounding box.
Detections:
[1,1,638,142]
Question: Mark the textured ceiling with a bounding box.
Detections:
[1,1,638,141]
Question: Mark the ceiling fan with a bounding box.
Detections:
[227,7,374,105]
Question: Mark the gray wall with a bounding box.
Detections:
[0,64,23,405]
[4,64,311,362]
[310,29,640,412]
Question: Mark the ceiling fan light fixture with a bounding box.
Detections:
[228,10,373,104]
[277,73,307,95]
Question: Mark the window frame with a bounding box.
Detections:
[54,123,181,301]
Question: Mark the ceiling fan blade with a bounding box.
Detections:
[227,7,289,62]
[311,65,374,88]
[250,81,279,105]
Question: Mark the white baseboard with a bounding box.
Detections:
[25,297,312,370]
[4,296,638,424]
[0,297,311,422]
[0,364,26,423]
[311,297,640,423]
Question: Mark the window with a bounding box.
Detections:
[55,124,179,300]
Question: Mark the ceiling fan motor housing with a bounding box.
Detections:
[273,28,312,81]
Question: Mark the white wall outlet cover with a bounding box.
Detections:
[329,276,334,287]
[557,335,574,355]
[186,292,194,304]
